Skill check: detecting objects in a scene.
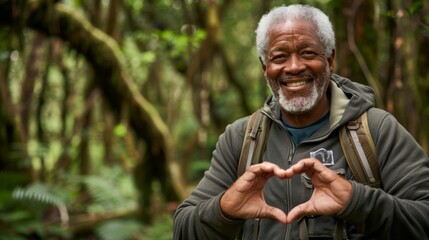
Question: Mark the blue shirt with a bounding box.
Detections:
[281,112,330,146]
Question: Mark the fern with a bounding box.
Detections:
[12,183,69,224]
[82,175,125,212]
[143,215,173,240]
[78,167,137,213]
[13,183,65,206]
[96,219,143,240]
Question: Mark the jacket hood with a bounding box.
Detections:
[330,74,374,124]
[263,74,375,127]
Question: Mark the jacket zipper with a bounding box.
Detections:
[283,141,295,240]
[281,124,341,239]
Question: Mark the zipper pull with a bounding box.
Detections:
[288,151,294,164]
[287,143,296,165]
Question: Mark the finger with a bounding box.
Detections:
[283,159,316,177]
[235,163,280,191]
[284,158,328,178]
[244,162,285,179]
[285,203,312,224]
[259,162,288,178]
[261,206,288,224]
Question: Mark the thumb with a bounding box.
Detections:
[286,203,310,224]
[262,206,288,224]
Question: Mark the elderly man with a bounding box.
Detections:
[173,4,429,240]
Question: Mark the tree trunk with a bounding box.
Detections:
[20,33,45,140]
[0,0,187,213]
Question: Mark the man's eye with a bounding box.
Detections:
[270,55,287,63]
[302,51,316,57]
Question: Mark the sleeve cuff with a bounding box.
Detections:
[199,193,244,235]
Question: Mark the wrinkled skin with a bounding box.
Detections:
[263,19,334,127]
[220,160,352,224]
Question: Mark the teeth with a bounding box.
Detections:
[286,81,307,87]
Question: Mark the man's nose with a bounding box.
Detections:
[283,54,305,74]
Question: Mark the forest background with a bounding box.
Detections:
[0,0,428,239]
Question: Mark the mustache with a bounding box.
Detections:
[277,73,315,81]
[266,72,315,91]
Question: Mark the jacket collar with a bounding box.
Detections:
[263,74,375,128]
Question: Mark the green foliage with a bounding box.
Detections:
[113,123,128,137]
[0,172,29,239]
[407,1,423,14]
[77,166,137,213]
[94,214,174,240]
[1,0,429,238]
[158,29,206,58]
[189,160,211,181]
[0,182,70,239]
[0,167,139,238]
[12,182,67,208]
[96,219,143,240]
[0,171,28,190]
[143,215,173,240]
[125,0,144,14]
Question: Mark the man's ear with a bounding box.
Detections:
[328,49,335,74]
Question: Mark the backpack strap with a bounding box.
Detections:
[236,107,272,240]
[237,107,272,177]
[237,109,381,240]
[334,111,381,240]
[339,111,381,188]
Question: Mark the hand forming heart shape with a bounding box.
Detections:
[220,159,352,224]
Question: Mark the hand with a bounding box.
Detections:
[283,158,352,224]
[220,162,288,223]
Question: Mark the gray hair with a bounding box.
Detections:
[255,4,335,65]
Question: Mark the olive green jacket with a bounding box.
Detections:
[173,74,429,239]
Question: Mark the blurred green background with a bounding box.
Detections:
[0,0,428,239]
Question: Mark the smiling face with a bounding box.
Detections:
[262,19,335,125]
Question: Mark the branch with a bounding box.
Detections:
[347,0,384,107]
[0,0,187,200]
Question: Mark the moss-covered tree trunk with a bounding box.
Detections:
[0,0,187,221]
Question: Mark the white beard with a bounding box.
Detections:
[266,63,331,114]
[277,81,320,113]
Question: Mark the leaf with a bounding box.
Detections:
[12,183,66,208]
[79,170,136,214]
[96,219,143,240]
[407,1,423,15]
[113,124,127,137]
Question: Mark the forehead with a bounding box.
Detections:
[267,19,321,47]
